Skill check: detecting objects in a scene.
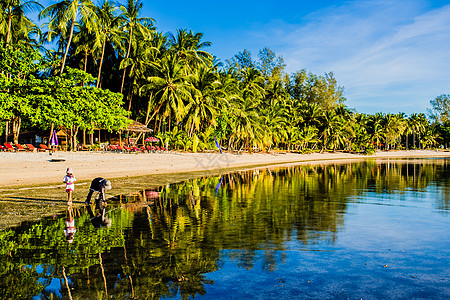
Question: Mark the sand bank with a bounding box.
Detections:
[1,149,450,188]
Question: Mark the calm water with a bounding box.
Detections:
[1,159,449,299]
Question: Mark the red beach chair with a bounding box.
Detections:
[26,144,37,152]
[15,144,27,151]
[39,144,50,152]
[4,143,15,152]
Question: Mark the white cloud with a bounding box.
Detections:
[250,0,450,114]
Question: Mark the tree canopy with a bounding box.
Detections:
[0,0,447,152]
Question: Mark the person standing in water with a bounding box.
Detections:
[63,168,76,205]
[85,177,112,209]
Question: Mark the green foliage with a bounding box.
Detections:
[1,0,448,151]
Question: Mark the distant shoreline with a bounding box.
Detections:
[1,150,450,188]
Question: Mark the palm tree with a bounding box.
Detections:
[39,0,95,75]
[228,96,264,151]
[239,67,265,107]
[184,65,224,136]
[408,113,427,149]
[122,32,159,112]
[145,53,194,130]
[0,0,42,46]
[72,20,95,73]
[167,28,212,70]
[368,112,385,150]
[93,0,123,88]
[119,0,154,94]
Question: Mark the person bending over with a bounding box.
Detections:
[85,177,112,209]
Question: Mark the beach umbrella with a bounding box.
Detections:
[145,137,159,142]
[50,130,59,146]
[214,136,222,154]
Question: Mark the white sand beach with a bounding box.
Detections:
[1,150,450,187]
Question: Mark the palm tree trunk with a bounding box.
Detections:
[120,26,133,94]
[83,49,88,72]
[96,35,107,88]
[6,9,12,46]
[60,17,76,76]
[127,90,134,111]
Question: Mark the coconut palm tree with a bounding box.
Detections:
[239,67,265,107]
[0,0,41,46]
[72,20,96,73]
[119,0,154,93]
[122,32,160,112]
[39,0,96,75]
[93,0,124,88]
[408,113,427,149]
[368,112,385,150]
[167,28,212,70]
[145,53,194,130]
[0,0,41,47]
[184,65,224,136]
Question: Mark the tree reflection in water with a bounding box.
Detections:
[0,159,449,299]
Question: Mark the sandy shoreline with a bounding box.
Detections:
[2,149,450,188]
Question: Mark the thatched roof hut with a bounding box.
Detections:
[126,120,153,133]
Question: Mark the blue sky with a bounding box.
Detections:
[36,0,450,115]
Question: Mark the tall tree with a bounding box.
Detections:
[167,28,212,70]
[0,0,42,46]
[39,0,95,75]
[93,0,123,88]
[119,0,154,94]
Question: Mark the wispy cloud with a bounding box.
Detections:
[251,0,450,114]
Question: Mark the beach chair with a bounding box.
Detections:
[132,146,140,153]
[39,144,50,152]
[123,145,133,152]
[140,146,147,153]
[15,144,27,152]
[4,143,15,152]
[26,144,37,152]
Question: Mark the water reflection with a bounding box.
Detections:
[0,159,449,299]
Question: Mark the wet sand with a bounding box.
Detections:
[1,150,450,230]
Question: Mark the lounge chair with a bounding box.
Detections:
[39,144,50,152]
[123,145,133,152]
[15,144,26,151]
[26,144,37,152]
[4,143,15,152]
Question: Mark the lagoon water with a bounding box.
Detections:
[1,159,449,299]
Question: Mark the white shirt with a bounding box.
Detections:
[63,174,76,190]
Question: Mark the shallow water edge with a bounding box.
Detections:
[0,155,446,231]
